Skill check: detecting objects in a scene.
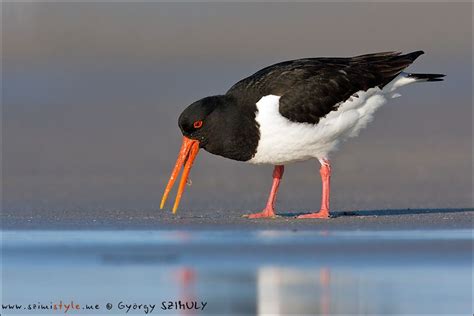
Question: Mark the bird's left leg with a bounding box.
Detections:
[244,165,284,219]
[298,158,331,219]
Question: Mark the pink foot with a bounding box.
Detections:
[297,210,330,219]
[244,208,276,219]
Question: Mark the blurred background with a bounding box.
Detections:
[3,2,472,214]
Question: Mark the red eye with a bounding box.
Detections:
[193,120,203,129]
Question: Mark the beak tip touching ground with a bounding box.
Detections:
[172,204,179,214]
[160,136,200,214]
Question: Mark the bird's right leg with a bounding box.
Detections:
[244,165,284,219]
[297,158,331,219]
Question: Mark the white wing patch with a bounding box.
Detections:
[248,73,414,165]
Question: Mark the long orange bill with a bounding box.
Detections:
[160,136,200,213]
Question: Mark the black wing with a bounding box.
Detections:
[227,51,424,124]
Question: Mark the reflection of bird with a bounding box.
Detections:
[176,268,196,316]
[319,268,331,315]
[160,51,444,217]
[256,266,332,315]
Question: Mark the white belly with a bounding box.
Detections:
[248,74,411,165]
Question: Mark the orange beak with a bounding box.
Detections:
[160,136,200,213]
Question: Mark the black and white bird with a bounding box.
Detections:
[160,51,444,218]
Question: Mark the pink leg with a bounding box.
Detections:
[298,159,331,219]
[244,165,284,219]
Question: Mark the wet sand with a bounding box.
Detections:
[3,210,472,315]
[2,229,472,315]
[2,207,472,230]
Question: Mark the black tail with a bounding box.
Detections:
[352,50,445,87]
[403,50,425,62]
[406,73,446,82]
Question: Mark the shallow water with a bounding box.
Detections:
[2,229,472,315]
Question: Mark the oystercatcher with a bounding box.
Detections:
[160,51,444,218]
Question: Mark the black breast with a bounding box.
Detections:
[202,95,260,162]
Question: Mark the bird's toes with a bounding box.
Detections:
[243,210,277,219]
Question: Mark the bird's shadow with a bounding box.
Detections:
[280,208,474,218]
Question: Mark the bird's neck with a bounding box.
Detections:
[202,94,259,161]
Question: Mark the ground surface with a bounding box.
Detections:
[2,208,472,230]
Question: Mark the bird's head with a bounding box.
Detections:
[177,95,225,145]
[160,95,238,213]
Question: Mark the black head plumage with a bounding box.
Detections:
[178,94,259,161]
